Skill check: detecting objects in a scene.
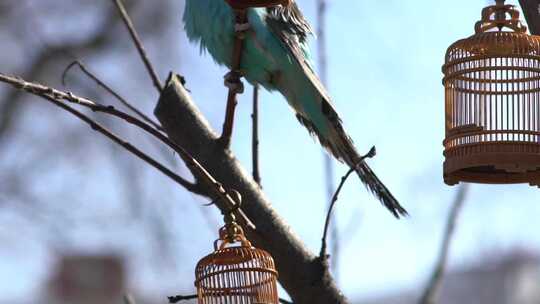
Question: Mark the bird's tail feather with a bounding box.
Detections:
[355,161,408,218]
[328,124,408,218]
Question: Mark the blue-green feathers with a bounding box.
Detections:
[182,0,407,218]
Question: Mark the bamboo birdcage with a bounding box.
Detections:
[195,223,279,304]
[442,0,540,186]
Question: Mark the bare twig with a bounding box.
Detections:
[62,60,164,131]
[251,84,261,186]
[418,184,469,304]
[112,0,162,93]
[316,0,340,277]
[316,0,328,87]
[0,1,121,145]
[0,75,196,192]
[319,146,376,260]
[0,73,255,230]
[156,74,349,303]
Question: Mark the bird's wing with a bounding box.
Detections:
[265,3,346,155]
[264,4,406,218]
[265,3,335,109]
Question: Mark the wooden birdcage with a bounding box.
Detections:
[195,223,279,304]
[442,0,540,186]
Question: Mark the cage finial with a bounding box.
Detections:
[475,0,527,33]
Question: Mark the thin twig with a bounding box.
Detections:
[62,60,164,131]
[251,84,261,186]
[0,73,256,230]
[319,146,376,260]
[316,0,339,277]
[168,294,294,304]
[112,0,162,93]
[418,184,469,304]
[0,76,196,193]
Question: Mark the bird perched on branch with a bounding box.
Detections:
[182,0,408,218]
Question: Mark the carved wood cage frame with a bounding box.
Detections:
[195,225,279,304]
[442,1,540,186]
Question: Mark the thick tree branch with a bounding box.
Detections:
[317,0,339,276]
[418,185,469,304]
[0,3,120,145]
[251,84,261,186]
[155,73,348,304]
[519,0,540,35]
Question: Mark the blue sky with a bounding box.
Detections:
[1,0,540,302]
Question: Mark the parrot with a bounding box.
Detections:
[182,0,408,218]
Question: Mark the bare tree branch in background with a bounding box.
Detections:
[418,185,469,304]
[62,60,164,131]
[316,0,340,279]
[112,0,163,93]
[0,74,199,191]
[252,84,262,186]
[0,0,195,299]
[0,1,142,145]
[0,73,259,231]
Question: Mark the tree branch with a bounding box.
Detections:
[112,0,162,93]
[62,60,164,131]
[251,84,261,186]
[0,73,255,230]
[319,147,376,260]
[418,184,469,304]
[0,2,121,145]
[154,73,348,304]
[0,73,198,192]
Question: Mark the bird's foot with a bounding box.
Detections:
[224,71,245,94]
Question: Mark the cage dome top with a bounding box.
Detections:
[444,1,540,63]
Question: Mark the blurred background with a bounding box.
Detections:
[0,0,539,303]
